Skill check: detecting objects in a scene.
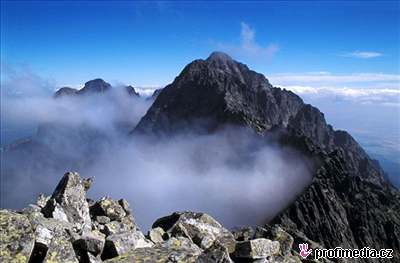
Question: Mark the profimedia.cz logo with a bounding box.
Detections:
[298,243,394,260]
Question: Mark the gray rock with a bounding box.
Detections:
[102,230,152,259]
[197,241,233,263]
[0,210,35,262]
[160,236,202,255]
[262,225,294,257]
[118,198,132,215]
[36,194,50,208]
[73,230,105,256]
[43,172,91,231]
[234,238,280,259]
[35,224,54,247]
[102,215,137,236]
[153,211,236,253]
[96,215,111,225]
[148,227,167,243]
[103,246,199,263]
[90,197,126,221]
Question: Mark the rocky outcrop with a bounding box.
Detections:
[54,87,78,98]
[150,88,163,99]
[125,85,140,97]
[133,52,400,262]
[53,79,140,98]
[0,172,303,262]
[77,79,112,95]
[152,211,236,253]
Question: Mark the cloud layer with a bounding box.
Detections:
[1,68,312,230]
[269,72,400,106]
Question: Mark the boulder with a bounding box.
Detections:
[43,236,78,263]
[262,225,294,257]
[73,230,106,256]
[101,230,152,260]
[118,199,132,215]
[234,238,280,259]
[197,241,233,263]
[148,227,168,243]
[160,236,202,255]
[96,215,111,225]
[43,172,91,230]
[103,246,199,263]
[36,194,50,208]
[152,212,236,253]
[90,197,126,221]
[0,210,35,262]
[102,215,137,236]
[26,210,78,262]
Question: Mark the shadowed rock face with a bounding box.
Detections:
[134,52,304,135]
[53,79,141,98]
[78,79,112,95]
[54,87,78,98]
[133,51,400,262]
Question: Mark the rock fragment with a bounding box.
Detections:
[152,211,236,253]
[90,197,126,221]
[101,230,152,260]
[43,172,91,230]
[234,238,280,259]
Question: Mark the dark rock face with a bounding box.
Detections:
[125,85,140,97]
[78,78,112,95]
[134,52,303,135]
[54,87,78,98]
[151,88,163,99]
[53,80,140,98]
[133,51,400,262]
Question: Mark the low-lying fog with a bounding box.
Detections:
[1,84,313,230]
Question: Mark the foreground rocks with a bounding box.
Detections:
[0,172,304,262]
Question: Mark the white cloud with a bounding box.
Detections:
[134,87,161,97]
[269,72,400,86]
[341,51,383,59]
[269,72,400,106]
[280,85,400,106]
[217,22,279,61]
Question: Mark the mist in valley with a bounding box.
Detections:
[1,73,314,230]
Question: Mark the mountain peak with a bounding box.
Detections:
[206,51,234,62]
[78,78,112,94]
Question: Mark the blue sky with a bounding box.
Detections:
[1,1,399,87]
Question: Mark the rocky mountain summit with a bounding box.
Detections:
[54,79,140,98]
[134,52,400,262]
[1,172,306,263]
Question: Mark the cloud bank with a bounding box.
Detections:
[269,72,400,106]
[1,69,313,230]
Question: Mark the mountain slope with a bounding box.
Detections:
[135,52,304,135]
[134,52,400,262]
